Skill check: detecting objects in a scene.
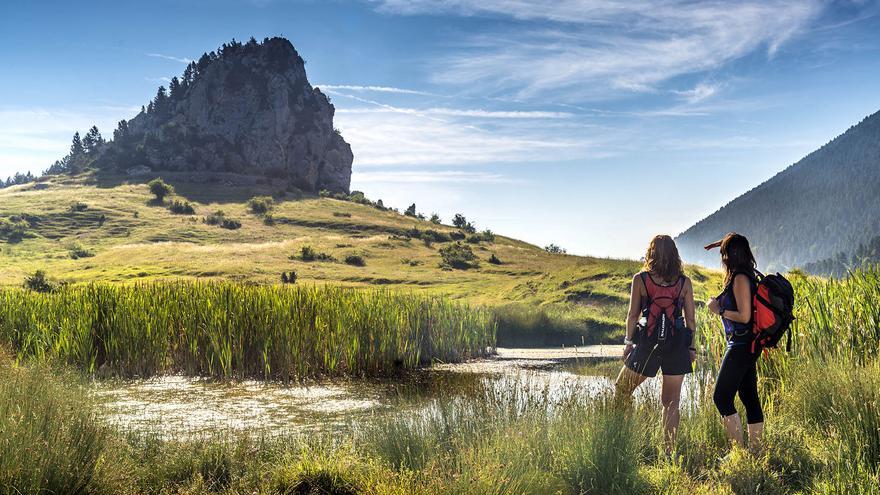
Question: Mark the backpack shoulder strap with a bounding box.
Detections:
[639,272,652,306]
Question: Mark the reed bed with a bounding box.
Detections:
[0,282,495,379]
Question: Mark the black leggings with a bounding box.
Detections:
[713,344,764,424]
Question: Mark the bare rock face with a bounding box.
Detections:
[102,38,352,193]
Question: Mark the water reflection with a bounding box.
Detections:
[95,346,696,438]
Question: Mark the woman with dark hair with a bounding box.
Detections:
[705,232,763,453]
[616,234,697,453]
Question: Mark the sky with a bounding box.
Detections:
[2,0,880,259]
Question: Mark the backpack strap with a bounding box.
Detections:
[640,272,652,308]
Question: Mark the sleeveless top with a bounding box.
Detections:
[718,271,757,345]
[640,272,685,332]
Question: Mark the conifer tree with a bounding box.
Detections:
[169,77,181,99]
[70,132,84,156]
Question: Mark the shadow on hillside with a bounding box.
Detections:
[88,171,315,204]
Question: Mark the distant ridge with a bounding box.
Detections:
[676,110,880,271]
[46,37,353,193]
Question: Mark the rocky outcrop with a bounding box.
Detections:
[99,37,352,193]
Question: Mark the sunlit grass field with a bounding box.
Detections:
[0,172,719,346]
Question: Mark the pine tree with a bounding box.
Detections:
[83,126,102,153]
[182,63,194,86]
[113,120,129,141]
[154,86,168,113]
[70,132,84,156]
[169,76,181,100]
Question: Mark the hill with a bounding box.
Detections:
[676,109,880,271]
[37,37,352,193]
[0,173,718,344]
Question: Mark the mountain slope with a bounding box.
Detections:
[676,110,880,271]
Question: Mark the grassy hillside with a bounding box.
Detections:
[0,172,719,344]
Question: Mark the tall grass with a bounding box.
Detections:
[0,282,495,379]
[0,358,108,494]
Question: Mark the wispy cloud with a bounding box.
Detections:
[146,76,172,84]
[372,0,826,100]
[673,82,721,104]
[337,106,573,119]
[335,104,592,168]
[353,169,518,183]
[319,84,438,96]
[146,52,193,64]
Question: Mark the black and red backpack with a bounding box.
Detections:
[639,273,686,351]
[750,271,795,353]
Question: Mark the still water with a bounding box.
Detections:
[94,346,663,437]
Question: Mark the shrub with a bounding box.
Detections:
[280,271,297,284]
[0,217,28,242]
[23,270,55,293]
[489,254,502,265]
[247,196,274,215]
[68,242,95,259]
[148,178,173,202]
[430,213,441,224]
[404,203,417,217]
[204,210,240,229]
[333,212,352,218]
[439,242,480,270]
[299,246,334,262]
[204,210,226,225]
[263,214,276,226]
[344,254,366,267]
[481,229,495,242]
[69,201,88,212]
[545,244,567,254]
[220,218,241,230]
[466,234,483,244]
[168,200,195,215]
[452,213,468,229]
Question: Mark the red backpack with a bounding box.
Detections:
[639,273,685,350]
[750,271,795,353]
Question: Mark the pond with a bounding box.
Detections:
[94,345,685,438]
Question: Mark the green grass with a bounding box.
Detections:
[0,173,719,346]
[0,282,495,379]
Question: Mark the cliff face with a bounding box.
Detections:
[101,37,352,193]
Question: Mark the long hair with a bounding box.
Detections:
[720,232,756,286]
[642,235,683,281]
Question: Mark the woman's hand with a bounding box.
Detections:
[622,343,634,362]
[707,297,720,315]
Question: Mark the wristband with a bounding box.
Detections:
[623,338,634,345]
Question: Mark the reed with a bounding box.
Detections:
[0,281,495,379]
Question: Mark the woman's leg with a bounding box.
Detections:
[661,374,685,453]
[736,355,764,453]
[713,346,750,447]
[615,366,647,405]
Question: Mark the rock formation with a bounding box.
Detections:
[97,37,352,193]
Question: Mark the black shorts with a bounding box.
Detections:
[625,342,692,378]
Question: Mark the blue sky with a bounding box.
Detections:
[2,0,879,258]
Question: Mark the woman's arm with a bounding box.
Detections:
[683,278,697,361]
[623,274,642,360]
[683,278,696,332]
[723,274,753,324]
